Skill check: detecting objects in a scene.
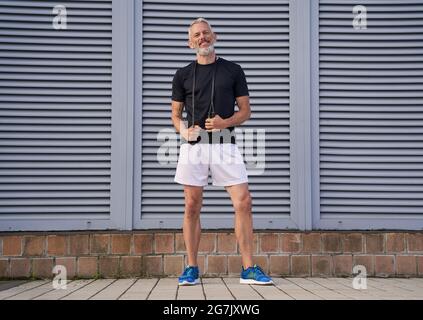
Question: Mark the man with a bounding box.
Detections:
[171,18,272,286]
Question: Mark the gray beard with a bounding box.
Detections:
[196,45,215,56]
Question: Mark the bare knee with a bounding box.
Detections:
[233,191,252,213]
[185,195,202,219]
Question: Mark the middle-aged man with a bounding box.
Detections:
[171,18,273,286]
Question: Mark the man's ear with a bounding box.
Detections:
[188,39,194,49]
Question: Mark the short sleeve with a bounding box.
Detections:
[171,69,185,102]
[234,66,249,98]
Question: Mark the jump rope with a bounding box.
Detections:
[189,57,218,144]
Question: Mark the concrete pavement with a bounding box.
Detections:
[0,277,423,300]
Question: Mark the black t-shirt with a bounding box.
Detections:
[172,57,249,131]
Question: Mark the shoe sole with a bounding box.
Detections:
[239,278,274,285]
[178,279,200,286]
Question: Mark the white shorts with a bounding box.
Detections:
[174,143,248,187]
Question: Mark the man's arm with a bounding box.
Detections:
[205,95,251,131]
[171,100,200,141]
[171,100,186,134]
[224,95,251,127]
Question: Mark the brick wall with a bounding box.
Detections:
[0,231,422,279]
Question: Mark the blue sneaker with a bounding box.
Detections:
[178,265,200,286]
[240,264,273,285]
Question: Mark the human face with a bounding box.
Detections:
[188,22,216,56]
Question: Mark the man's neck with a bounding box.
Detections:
[196,52,217,65]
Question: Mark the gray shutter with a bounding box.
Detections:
[317,0,423,228]
[0,0,113,227]
[140,0,290,228]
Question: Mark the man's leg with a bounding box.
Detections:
[225,183,253,269]
[183,185,203,266]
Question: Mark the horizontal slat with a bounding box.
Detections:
[320,206,423,214]
[142,176,290,184]
[0,8,111,16]
[0,184,110,191]
[321,191,423,199]
[321,184,423,192]
[0,191,110,198]
[141,207,291,214]
[0,207,110,214]
[0,162,110,168]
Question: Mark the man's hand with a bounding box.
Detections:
[181,125,201,141]
[205,115,226,132]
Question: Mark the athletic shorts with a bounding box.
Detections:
[174,143,248,187]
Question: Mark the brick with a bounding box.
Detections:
[77,257,98,278]
[322,233,342,253]
[164,255,184,276]
[270,255,290,276]
[68,235,89,256]
[155,233,174,254]
[252,255,269,273]
[23,236,45,257]
[217,233,237,253]
[134,234,153,254]
[228,255,243,275]
[47,235,67,256]
[252,233,259,254]
[333,255,353,276]
[353,255,374,277]
[260,233,279,253]
[2,236,22,256]
[99,256,119,278]
[0,259,9,278]
[90,234,110,255]
[375,255,395,277]
[396,255,417,276]
[386,233,405,253]
[417,256,423,276]
[120,256,142,277]
[32,258,54,279]
[365,233,384,254]
[55,257,76,279]
[194,255,206,274]
[142,256,162,276]
[302,233,321,253]
[312,255,332,277]
[111,234,131,255]
[207,255,227,274]
[407,233,423,252]
[175,233,185,253]
[199,233,216,253]
[10,258,31,278]
[281,233,301,253]
[183,255,205,273]
[291,255,310,277]
[343,233,363,253]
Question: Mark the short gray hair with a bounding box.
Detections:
[188,17,214,38]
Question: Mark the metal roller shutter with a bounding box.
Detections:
[317,0,423,229]
[140,0,291,228]
[0,0,113,228]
